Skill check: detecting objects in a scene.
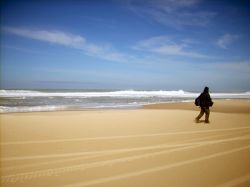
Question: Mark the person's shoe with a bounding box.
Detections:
[205,120,210,124]
[195,118,199,123]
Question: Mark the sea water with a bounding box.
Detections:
[0,89,250,113]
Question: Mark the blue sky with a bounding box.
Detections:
[1,0,250,91]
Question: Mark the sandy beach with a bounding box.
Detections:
[1,100,250,187]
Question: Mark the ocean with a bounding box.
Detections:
[1,89,250,113]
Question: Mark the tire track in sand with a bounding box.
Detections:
[2,127,250,161]
[1,135,250,184]
[3,129,248,171]
[1,126,250,145]
[218,173,250,187]
[63,145,250,187]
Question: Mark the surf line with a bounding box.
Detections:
[1,126,250,145]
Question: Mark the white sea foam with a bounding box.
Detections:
[211,92,250,99]
[0,105,67,113]
[0,89,198,98]
[0,104,142,113]
[1,89,250,98]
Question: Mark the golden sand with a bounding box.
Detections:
[1,100,250,186]
[144,99,250,114]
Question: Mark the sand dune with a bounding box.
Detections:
[1,100,250,186]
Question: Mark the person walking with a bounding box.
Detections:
[195,87,213,123]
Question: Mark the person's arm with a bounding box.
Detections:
[207,93,213,106]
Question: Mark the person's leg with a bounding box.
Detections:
[196,108,205,121]
[204,108,210,123]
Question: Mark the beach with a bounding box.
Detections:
[1,100,250,187]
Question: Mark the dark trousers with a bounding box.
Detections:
[196,107,210,122]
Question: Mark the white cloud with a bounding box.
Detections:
[148,0,200,13]
[2,27,86,48]
[216,34,239,49]
[128,0,216,28]
[2,26,130,63]
[133,36,209,58]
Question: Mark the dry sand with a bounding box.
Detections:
[0,100,250,187]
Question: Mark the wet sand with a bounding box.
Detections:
[1,100,250,186]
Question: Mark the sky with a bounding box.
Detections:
[0,0,250,91]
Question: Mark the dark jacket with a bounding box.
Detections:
[199,92,213,108]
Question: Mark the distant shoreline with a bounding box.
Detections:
[144,99,250,114]
[1,99,250,114]
[1,89,250,113]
